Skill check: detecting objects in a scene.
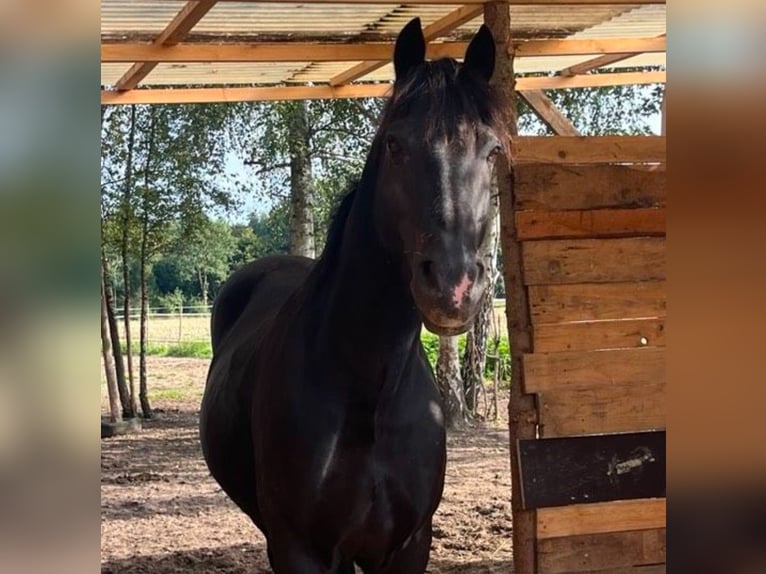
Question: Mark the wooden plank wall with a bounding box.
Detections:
[511,137,667,574]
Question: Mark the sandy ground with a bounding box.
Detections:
[101,357,513,573]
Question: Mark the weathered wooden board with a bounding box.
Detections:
[538,381,666,437]
[512,136,666,165]
[529,282,666,324]
[514,163,666,211]
[537,499,666,539]
[533,318,665,352]
[577,567,665,574]
[518,431,666,509]
[538,528,666,573]
[523,238,665,285]
[578,567,665,574]
[516,208,665,240]
[523,348,665,392]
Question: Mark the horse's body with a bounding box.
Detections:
[200,18,505,573]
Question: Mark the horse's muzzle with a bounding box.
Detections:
[409,255,488,335]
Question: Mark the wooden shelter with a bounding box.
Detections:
[101,2,666,572]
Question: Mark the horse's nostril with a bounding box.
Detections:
[421,260,434,278]
[419,260,438,289]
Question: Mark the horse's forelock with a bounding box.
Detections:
[380,58,507,146]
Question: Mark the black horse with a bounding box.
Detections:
[200,18,506,574]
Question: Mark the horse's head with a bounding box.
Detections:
[374,18,506,336]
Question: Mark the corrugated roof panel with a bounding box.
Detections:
[356,63,395,82]
[513,53,665,75]
[603,53,666,69]
[142,62,309,86]
[101,0,187,35]
[454,5,642,39]
[288,61,368,83]
[573,5,665,38]
[194,3,401,36]
[100,1,458,38]
[286,52,666,85]
[107,53,667,87]
[101,1,645,41]
[101,63,132,85]
[100,1,665,89]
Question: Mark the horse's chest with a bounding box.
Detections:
[316,422,444,557]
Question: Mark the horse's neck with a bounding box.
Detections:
[309,182,422,387]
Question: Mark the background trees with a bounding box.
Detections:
[234,98,385,256]
[101,102,241,418]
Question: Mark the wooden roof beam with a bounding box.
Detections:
[102,37,666,64]
[330,5,483,86]
[522,70,664,90]
[559,34,666,76]
[519,90,580,136]
[103,42,467,64]
[115,0,219,91]
[101,70,666,105]
[559,52,640,76]
[199,0,666,4]
[103,84,390,105]
[516,36,665,57]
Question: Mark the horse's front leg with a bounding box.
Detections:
[267,534,350,574]
[266,539,325,574]
[362,521,433,574]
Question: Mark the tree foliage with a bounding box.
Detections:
[517,72,664,136]
[235,98,385,251]
[237,99,383,195]
[100,102,245,418]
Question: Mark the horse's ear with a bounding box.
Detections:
[394,18,426,81]
[463,24,495,82]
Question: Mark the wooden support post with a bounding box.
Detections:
[519,90,580,136]
[484,3,537,574]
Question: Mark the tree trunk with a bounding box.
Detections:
[197,267,209,309]
[102,249,133,418]
[435,336,469,430]
[462,183,501,413]
[101,262,122,424]
[138,106,156,419]
[288,100,315,258]
[121,104,137,416]
[463,294,492,413]
[139,225,152,419]
[492,352,500,421]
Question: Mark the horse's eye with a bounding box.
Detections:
[488,144,502,161]
[386,136,402,156]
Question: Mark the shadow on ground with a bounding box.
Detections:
[102,363,513,574]
[101,546,513,574]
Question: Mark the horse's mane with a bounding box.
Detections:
[379,58,509,153]
[320,183,358,265]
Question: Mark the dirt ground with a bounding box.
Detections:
[101,357,514,573]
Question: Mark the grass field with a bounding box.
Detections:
[123,313,212,345]
[124,302,509,348]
